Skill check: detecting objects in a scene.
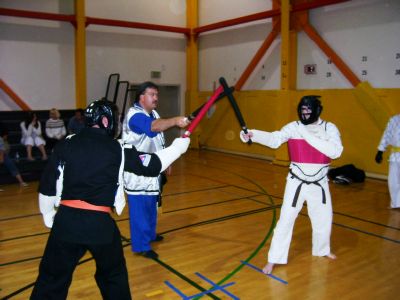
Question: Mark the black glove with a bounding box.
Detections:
[375,151,383,164]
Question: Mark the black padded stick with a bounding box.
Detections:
[219,77,252,144]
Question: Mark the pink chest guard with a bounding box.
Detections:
[288,139,331,164]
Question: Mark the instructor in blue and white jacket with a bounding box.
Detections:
[122,81,190,259]
[240,95,343,274]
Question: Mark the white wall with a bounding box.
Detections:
[85,0,187,110]
[198,0,274,90]
[0,0,75,110]
[298,0,400,89]
[198,0,400,91]
[1,0,399,111]
[199,0,272,26]
[0,0,187,111]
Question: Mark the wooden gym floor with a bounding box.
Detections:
[1,149,399,300]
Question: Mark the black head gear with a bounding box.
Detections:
[85,99,119,138]
[297,95,323,125]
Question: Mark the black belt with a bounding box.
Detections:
[289,169,326,207]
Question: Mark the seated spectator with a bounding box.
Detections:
[20,112,47,161]
[0,124,28,187]
[45,108,66,151]
[67,108,85,134]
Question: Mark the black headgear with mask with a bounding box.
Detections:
[297,95,323,125]
[85,99,119,138]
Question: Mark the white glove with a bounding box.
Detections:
[240,130,253,143]
[114,142,126,215]
[114,184,126,215]
[43,210,57,229]
[156,137,190,171]
[171,137,190,154]
[241,129,273,147]
[39,193,58,228]
[54,165,64,207]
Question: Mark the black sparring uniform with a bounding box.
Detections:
[31,127,163,300]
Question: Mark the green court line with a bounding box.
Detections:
[191,166,277,300]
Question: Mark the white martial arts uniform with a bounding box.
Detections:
[377,114,400,209]
[20,121,46,146]
[242,119,343,264]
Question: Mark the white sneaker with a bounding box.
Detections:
[21,182,29,187]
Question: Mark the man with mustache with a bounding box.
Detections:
[122,81,189,259]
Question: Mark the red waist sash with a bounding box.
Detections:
[60,200,112,213]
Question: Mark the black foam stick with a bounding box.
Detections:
[187,87,235,121]
[219,77,252,144]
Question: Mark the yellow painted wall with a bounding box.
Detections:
[190,88,400,177]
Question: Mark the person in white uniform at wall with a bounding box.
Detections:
[20,112,48,161]
[240,95,343,274]
[375,114,400,209]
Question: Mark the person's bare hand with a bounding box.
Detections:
[175,117,190,128]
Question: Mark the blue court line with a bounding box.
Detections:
[164,280,190,300]
[195,272,239,300]
[187,282,236,300]
[165,280,235,300]
[164,272,239,300]
[240,260,288,285]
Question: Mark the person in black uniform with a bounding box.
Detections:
[31,99,190,300]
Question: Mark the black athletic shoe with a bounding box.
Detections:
[152,235,164,242]
[140,250,158,259]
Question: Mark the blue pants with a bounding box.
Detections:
[2,154,19,177]
[127,194,158,252]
